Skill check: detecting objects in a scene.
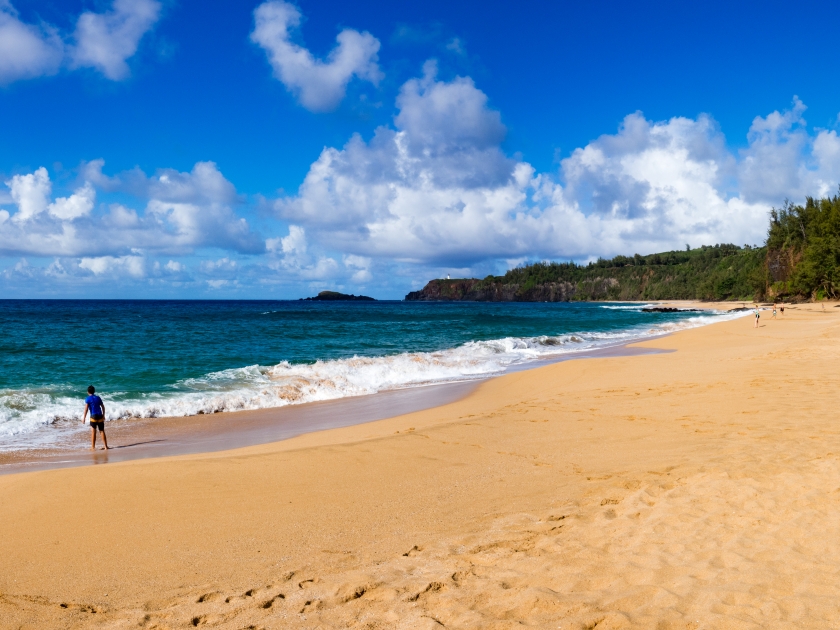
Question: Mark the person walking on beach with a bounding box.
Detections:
[754,306,760,328]
[82,385,109,450]
[780,304,785,316]
[772,304,777,319]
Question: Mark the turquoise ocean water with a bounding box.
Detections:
[0,300,743,449]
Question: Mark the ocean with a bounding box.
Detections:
[0,300,744,450]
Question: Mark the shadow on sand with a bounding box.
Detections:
[107,440,166,450]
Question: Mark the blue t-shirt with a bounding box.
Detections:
[85,394,104,416]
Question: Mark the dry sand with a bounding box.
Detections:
[1,303,839,629]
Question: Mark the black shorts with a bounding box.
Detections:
[90,416,105,431]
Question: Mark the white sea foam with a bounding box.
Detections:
[599,303,658,310]
[0,308,749,449]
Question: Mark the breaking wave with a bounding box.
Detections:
[0,308,748,449]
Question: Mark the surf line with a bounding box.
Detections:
[0,340,675,476]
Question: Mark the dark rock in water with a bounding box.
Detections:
[641,307,702,313]
[302,291,375,302]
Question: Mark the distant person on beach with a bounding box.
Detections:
[780,305,785,315]
[82,385,109,450]
[754,306,760,328]
[772,304,777,319]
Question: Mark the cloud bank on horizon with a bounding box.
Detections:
[2,1,840,297]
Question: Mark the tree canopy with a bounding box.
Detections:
[766,194,840,300]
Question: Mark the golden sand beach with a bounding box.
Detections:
[1,303,839,629]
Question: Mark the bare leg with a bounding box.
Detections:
[101,429,109,450]
[90,426,97,450]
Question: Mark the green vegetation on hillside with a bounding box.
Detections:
[468,243,766,301]
[766,194,840,300]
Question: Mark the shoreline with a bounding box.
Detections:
[0,300,742,474]
[0,301,737,475]
[1,303,838,628]
[0,341,676,476]
[0,299,747,463]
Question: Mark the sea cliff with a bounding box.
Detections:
[405,277,617,302]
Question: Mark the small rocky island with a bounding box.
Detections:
[302,291,375,301]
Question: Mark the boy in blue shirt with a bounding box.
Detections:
[82,385,109,450]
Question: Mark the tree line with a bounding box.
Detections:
[765,194,840,300]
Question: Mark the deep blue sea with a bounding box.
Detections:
[0,300,743,448]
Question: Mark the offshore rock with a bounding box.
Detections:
[303,291,375,301]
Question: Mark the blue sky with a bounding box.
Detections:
[2,0,840,298]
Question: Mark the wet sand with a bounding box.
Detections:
[3,302,836,629]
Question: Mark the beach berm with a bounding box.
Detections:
[1,303,839,629]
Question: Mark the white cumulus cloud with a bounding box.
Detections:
[0,1,63,83]
[266,224,341,280]
[7,167,51,222]
[0,162,262,258]
[0,0,159,84]
[6,67,840,296]
[48,182,96,220]
[201,257,237,273]
[395,61,505,156]
[274,67,840,270]
[343,254,372,283]
[251,0,382,112]
[738,97,840,204]
[79,254,145,277]
[70,0,161,80]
